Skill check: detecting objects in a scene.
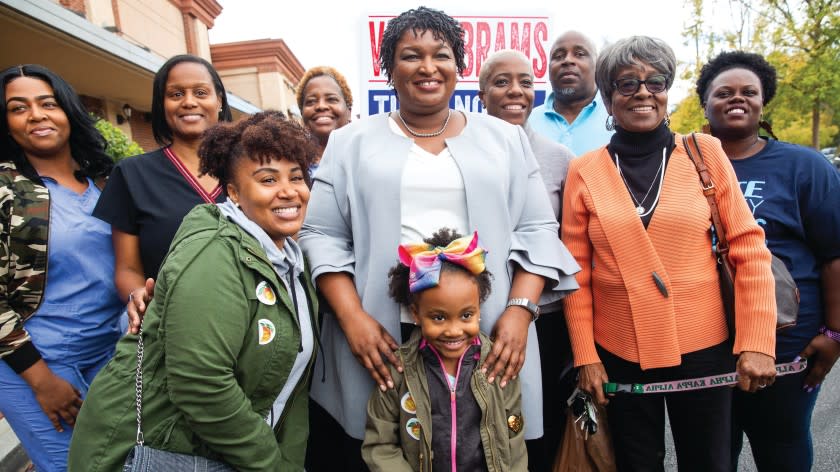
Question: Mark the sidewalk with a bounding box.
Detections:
[0,415,29,472]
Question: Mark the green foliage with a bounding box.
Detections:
[764,50,840,147]
[94,117,144,162]
[761,0,840,147]
[677,0,840,147]
[670,94,707,135]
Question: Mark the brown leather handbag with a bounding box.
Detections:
[682,133,798,334]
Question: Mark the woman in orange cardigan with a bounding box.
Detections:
[561,36,777,472]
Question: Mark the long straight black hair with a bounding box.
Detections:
[0,64,113,180]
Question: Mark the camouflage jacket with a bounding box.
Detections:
[0,160,50,359]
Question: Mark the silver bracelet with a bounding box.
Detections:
[506,298,540,322]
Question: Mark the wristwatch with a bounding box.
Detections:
[819,326,840,344]
[506,298,540,322]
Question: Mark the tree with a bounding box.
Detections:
[94,118,144,162]
[759,0,840,147]
[672,0,840,147]
[765,49,839,146]
[670,94,708,134]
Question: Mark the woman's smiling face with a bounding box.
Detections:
[607,62,669,133]
[479,54,535,126]
[301,75,351,144]
[227,156,310,248]
[163,61,222,142]
[704,67,764,139]
[390,29,458,116]
[5,76,71,159]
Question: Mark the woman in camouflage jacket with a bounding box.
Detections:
[0,64,122,472]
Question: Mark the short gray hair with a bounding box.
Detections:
[478,49,533,91]
[595,36,676,106]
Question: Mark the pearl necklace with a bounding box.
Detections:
[397,109,452,138]
[615,147,666,217]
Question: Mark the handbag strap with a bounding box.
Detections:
[134,328,145,446]
[603,358,807,394]
[682,133,731,261]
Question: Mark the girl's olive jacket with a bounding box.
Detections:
[362,330,527,472]
[68,204,318,472]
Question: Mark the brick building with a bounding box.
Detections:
[0,1,305,467]
[0,0,305,152]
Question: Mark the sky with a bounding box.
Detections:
[209,1,741,113]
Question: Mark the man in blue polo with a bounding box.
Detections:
[528,31,613,155]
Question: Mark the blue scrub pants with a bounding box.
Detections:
[0,350,112,472]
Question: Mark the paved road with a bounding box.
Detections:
[664,369,840,471]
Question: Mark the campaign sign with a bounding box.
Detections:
[362,13,551,116]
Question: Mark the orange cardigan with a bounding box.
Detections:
[561,133,776,370]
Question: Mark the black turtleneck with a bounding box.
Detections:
[607,122,676,227]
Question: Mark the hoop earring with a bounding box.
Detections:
[664,113,671,128]
[605,115,615,131]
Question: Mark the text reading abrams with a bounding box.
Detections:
[367,16,550,81]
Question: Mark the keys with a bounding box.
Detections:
[567,388,599,439]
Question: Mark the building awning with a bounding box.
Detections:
[0,0,260,115]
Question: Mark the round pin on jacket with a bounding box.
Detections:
[405,418,421,440]
[401,392,416,414]
[256,281,276,305]
[507,414,523,434]
[258,319,276,345]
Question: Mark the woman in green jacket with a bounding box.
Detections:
[68,111,319,472]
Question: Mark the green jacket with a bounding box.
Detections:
[362,330,527,472]
[68,204,318,472]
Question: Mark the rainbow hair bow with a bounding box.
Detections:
[398,231,487,293]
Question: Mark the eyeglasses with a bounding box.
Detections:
[612,74,670,96]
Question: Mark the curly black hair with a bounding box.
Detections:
[379,6,466,85]
[198,110,318,190]
[387,228,493,308]
[0,64,113,181]
[696,51,777,106]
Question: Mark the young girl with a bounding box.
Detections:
[362,229,527,471]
